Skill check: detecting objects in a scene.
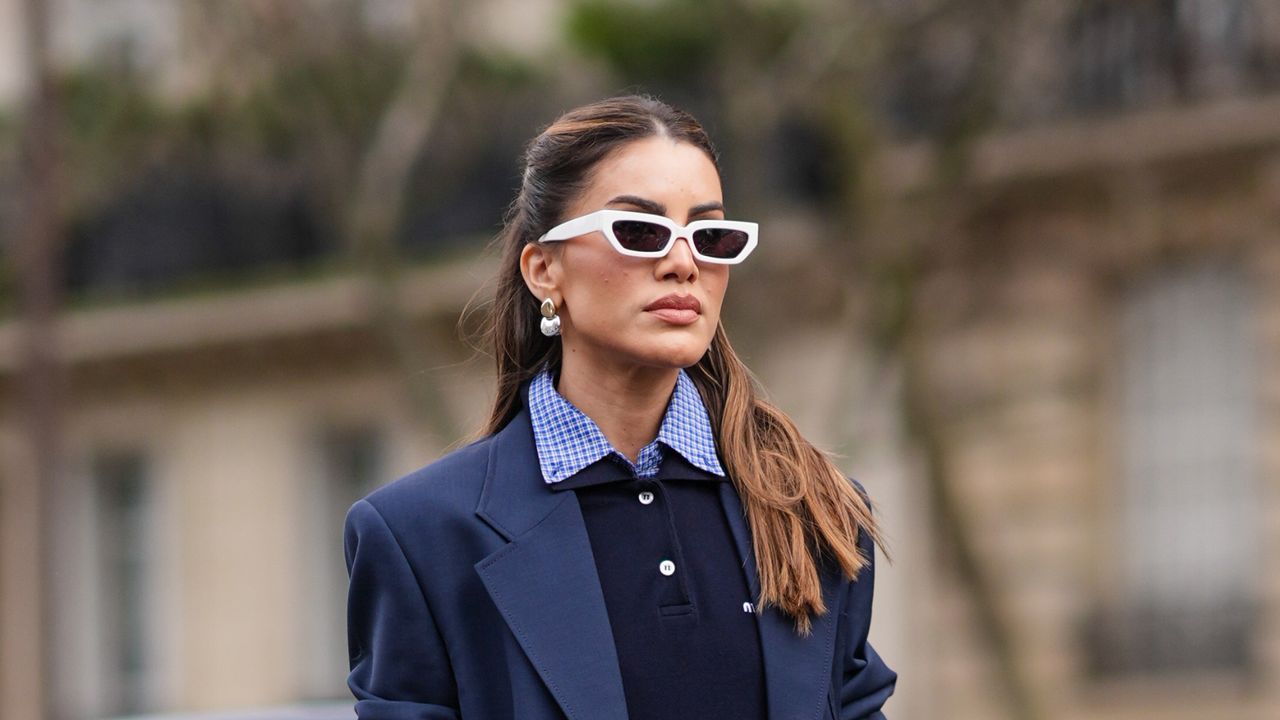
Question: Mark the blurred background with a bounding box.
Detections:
[2,0,1279,718]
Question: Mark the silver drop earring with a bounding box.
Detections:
[540,297,561,337]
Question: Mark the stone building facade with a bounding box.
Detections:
[886,93,1280,719]
[3,1,1280,719]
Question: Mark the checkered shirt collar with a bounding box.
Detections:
[527,363,726,484]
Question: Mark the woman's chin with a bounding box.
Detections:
[637,339,712,369]
[567,323,713,370]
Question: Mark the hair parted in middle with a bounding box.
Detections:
[476,94,886,635]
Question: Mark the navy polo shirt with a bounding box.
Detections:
[528,366,767,720]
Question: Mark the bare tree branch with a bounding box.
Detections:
[344,0,470,444]
[16,0,65,716]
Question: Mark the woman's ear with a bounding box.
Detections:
[520,242,562,306]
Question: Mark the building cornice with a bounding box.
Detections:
[0,253,498,375]
[878,92,1280,194]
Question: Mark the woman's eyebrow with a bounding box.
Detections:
[606,195,665,214]
[606,195,726,216]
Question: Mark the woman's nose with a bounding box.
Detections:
[656,235,699,282]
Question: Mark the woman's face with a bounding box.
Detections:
[522,135,730,372]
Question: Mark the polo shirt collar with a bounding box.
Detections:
[551,450,724,492]
[528,362,726,486]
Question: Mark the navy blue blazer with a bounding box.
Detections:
[345,382,897,719]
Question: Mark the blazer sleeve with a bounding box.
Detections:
[345,498,462,720]
[837,481,898,719]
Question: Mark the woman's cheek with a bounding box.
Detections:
[574,299,622,340]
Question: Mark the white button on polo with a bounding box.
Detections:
[659,560,676,576]
[638,490,655,505]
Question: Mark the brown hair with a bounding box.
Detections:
[478,95,885,634]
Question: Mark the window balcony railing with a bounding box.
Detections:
[1067,0,1280,114]
[1082,596,1257,678]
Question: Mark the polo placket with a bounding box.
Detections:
[647,478,696,616]
[527,364,766,719]
[554,453,766,720]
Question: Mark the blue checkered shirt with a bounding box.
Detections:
[527,364,725,484]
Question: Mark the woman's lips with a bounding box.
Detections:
[643,294,701,325]
[646,308,700,325]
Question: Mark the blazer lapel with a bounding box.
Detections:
[474,388,629,720]
[719,484,844,720]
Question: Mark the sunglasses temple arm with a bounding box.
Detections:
[538,214,600,243]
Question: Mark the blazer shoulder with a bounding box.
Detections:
[360,433,497,527]
[845,475,883,557]
[846,475,872,506]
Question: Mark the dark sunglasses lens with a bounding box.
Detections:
[693,228,749,259]
[611,220,671,252]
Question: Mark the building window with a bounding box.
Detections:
[64,0,180,76]
[93,450,157,715]
[303,424,386,700]
[1066,0,1275,113]
[1087,262,1260,676]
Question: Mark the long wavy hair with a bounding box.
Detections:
[477,95,886,634]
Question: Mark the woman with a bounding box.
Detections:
[345,95,897,720]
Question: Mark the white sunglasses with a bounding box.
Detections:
[537,209,758,264]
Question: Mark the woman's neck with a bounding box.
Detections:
[554,352,679,464]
